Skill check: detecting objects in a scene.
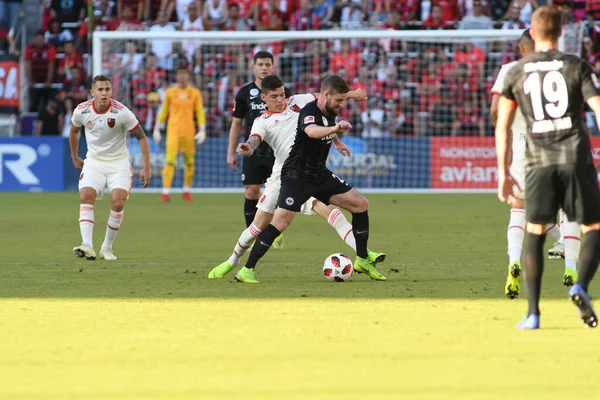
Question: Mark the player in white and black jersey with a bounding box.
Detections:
[227,51,291,244]
[69,75,151,261]
[207,75,384,281]
[496,6,600,329]
[234,75,387,283]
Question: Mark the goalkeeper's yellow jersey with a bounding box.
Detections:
[157,85,205,137]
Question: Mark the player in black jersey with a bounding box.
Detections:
[234,75,387,283]
[227,51,291,247]
[496,6,600,329]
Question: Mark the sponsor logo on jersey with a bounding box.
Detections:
[81,108,91,114]
[285,197,294,206]
[109,107,119,114]
[251,102,267,111]
[304,116,315,124]
[107,118,115,128]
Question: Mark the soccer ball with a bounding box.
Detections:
[323,253,353,282]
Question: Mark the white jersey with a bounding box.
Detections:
[491,61,526,167]
[249,93,316,179]
[72,99,140,162]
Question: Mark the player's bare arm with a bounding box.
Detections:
[332,135,351,157]
[69,123,84,169]
[227,117,243,171]
[237,135,261,157]
[490,94,500,127]
[305,121,351,139]
[495,97,517,204]
[130,124,151,187]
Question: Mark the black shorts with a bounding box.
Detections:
[277,169,352,212]
[526,164,600,225]
[242,155,274,186]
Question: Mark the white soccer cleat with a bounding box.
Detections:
[548,242,565,259]
[99,247,117,261]
[73,244,96,260]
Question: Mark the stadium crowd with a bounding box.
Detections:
[11,0,600,137]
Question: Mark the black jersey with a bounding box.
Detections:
[502,50,600,169]
[232,81,291,158]
[282,100,337,181]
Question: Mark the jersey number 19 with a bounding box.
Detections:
[523,71,569,121]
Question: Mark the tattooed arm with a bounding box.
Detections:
[130,124,151,187]
[236,135,262,157]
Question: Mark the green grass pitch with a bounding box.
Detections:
[1,193,599,399]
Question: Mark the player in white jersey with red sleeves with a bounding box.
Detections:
[69,75,151,261]
[491,29,579,298]
[208,75,385,281]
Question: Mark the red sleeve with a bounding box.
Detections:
[24,44,32,60]
[47,45,57,61]
[78,22,87,37]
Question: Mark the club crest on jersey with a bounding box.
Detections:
[322,117,329,126]
[304,116,315,124]
[290,104,301,112]
[107,118,115,128]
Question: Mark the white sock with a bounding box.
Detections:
[562,216,581,270]
[328,208,356,251]
[102,210,124,250]
[229,223,262,266]
[507,209,525,264]
[79,204,94,247]
[545,223,560,242]
[558,210,566,244]
[183,186,190,193]
[162,188,170,195]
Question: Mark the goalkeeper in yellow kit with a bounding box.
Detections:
[153,66,206,202]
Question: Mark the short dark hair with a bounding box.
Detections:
[520,28,534,50]
[321,75,349,95]
[35,29,45,37]
[229,3,239,9]
[254,51,274,64]
[92,74,112,87]
[261,75,284,93]
[532,5,562,42]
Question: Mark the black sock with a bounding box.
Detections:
[577,230,600,291]
[352,211,369,259]
[524,233,546,316]
[244,198,258,227]
[245,224,281,269]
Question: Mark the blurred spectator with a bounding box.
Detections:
[330,41,361,81]
[339,0,367,27]
[92,0,115,19]
[180,2,204,61]
[61,66,88,103]
[422,4,455,29]
[429,89,454,136]
[25,30,57,112]
[371,7,402,30]
[146,53,168,91]
[390,0,418,27]
[571,0,586,21]
[120,41,145,75]
[149,10,176,70]
[458,0,489,17]
[144,0,163,22]
[313,0,334,28]
[361,98,388,138]
[446,62,479,105]
[452,101,484,136]
[36,97,61,136]
[584,13,600,45]
[144,91,161,132]
[291,0,319,30]
[114,6,144,30]
[489,0,510,21]
[583,36,600,75]
[57,41,84,81]
[118,0,145,21]
[45,19,74,52]
[559,1,577,24]
[76,9,117,52]
[224,3,248,31]
[61,96,75,137]
[502,0,537,27]
[50,0,85,25]
[255,0,286,30]
[432,0,459,23]
[588,0,600,21]
[458,0,493,28]
[0,0,21,30]
[501,3,526,29]
[454,42,485,77]
[204,0,228,30]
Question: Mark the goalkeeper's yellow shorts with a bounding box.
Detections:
[166,135,196,155]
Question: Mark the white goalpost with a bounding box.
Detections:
[93,29,524,194]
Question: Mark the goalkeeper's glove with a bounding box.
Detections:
[153,126,162,144]
[195,125,206,145]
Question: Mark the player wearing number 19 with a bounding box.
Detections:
[496,5,600,329]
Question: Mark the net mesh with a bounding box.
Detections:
[97,31,524,191]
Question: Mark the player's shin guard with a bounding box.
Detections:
[244,198,258,227]
[576,230,600,291]
[507,209,525,264]
[245,224,280,269]
[102,210,123,249]
[230,223,262,266]
[328,208,356,251]
[563,218,581,270]
[524,233,546,316]
[79,204,94,247]
[162,162,175,194]
[352,211,369,259]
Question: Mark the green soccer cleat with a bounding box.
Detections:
[563,268,578,287]
[353,256,386,281]
[208,260,235,279]
[505,261,522,299]
[367,250,386,265]
[235,266,260,284]
[272,233,284,250]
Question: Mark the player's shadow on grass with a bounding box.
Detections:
[0,263,576,300]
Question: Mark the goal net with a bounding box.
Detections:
[93,29,525,193]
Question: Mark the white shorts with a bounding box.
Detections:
[79,157,132,200]
[509,159,525,200]
[257,175,316,216]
